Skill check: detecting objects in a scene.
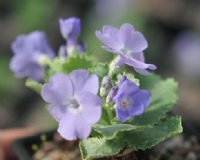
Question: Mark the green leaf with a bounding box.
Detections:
[62,55,93,74]
[89,63,109,80]
[136,73,161,89]
[93,124,139,138]
[80,137,124,160]
[126,73,140,86]
[80,117,182,159]
[124,116,182,150]
[131,78,178,125]
[45,58,65,80]
[97,107,112,126]
[25,79,42,94]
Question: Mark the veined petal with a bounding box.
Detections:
[69,69,99,95]
[59,17,80,40]
[119,23,135,46]
[124,31,148,52]
[69,69,89,93]
[102,25,118,37]
[10,54,44,81]
[101,46,119,54]
[78,91,102,124]
[115,105,130,122]
[41,73,73,105]
[82,74,99,94]
[133,90,151,109]
[134,68,152,75]
[48,104,66,122]
[58,112,91,140]
[120,54,156,70]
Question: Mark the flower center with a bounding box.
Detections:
[121,100,129,108]
[68,99,80,109]
[120,48,132,55]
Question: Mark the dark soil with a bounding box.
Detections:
[33,133,81,160]
[32,133,200,160]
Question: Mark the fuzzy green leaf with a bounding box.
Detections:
[124,116,182,150]
[80,137,124,160]
[131,78,178,125]
[25,79,42,94]
[89,63,109,80]
[45,58,65,80]
[93,124,139,138]
[62,55,93,74]
[136,73,161,89]
[80,117,182,159]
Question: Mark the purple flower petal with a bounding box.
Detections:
[78,91,102,124]
[10,53,45,81]
[59,17,80,40]
[134,68,152,75]
[48,104,66,122]
[58,112,91,140]
[115,106,130,122]
[113,79,151,122]
[69,70,99,94]
[96,23,156,75]
[119,54,147,69]
[12,31,54,57]
[10,31,54,80]
[41,70,102,140]
[41,73,73,105]
[133,90,151,110]
[122,31,148,53]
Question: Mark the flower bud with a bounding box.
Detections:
[106,86,118,103]
[100,76,112,97]
[108,56,125,77]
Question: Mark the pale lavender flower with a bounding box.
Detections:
[59,17,85,56]
[10,31,54,81]
[41,70,102,140]
[96,24,156,75]
[59,17,80,40]
[113,77,151,122]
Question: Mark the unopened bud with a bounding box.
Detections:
[109,56,125,77]
[106,86,118,103]
[100,76,112,97]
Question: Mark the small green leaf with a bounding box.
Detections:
[62,55,93,73]
[46,58,65,80]
[136,73,161,89]
[80,137,124,160]
[89,63,109,80]
[25,79,42,94]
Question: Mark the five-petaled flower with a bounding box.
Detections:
[96,23,156,75]
[113,76,151,122]
[10,31,54,81]
[41,70,102,140]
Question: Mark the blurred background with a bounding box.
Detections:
[1,0,200,131]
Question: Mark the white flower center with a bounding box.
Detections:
[120,48,132,55]
[67,98,82,114]
[68,99,80,109]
